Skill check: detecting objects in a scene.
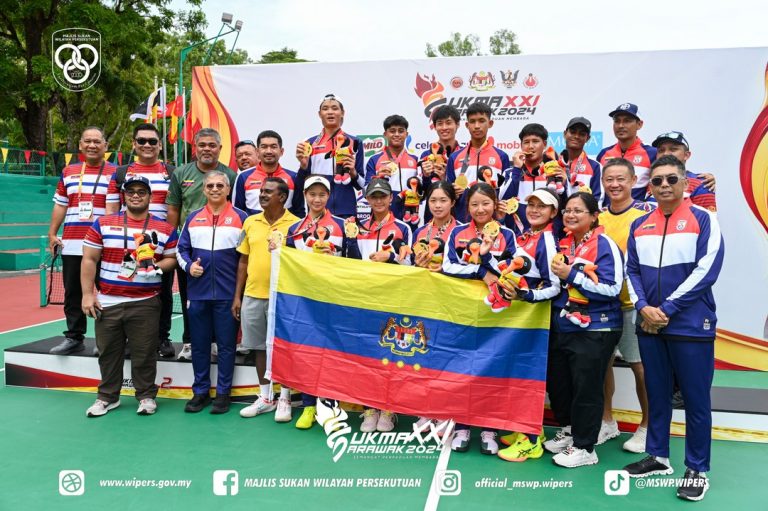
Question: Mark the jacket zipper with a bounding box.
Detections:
[210,216,217,299]
[657,215,670,304]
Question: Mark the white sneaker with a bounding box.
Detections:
[137,398,157,415]
[211,342,218,360]
[275,397,292,423]
[596,420,620,445]
[240,396,276,418]
[177,343,192,361]
[552,446,598,468]
[236,344,250,355]
[360,409,380,432]
[415,417,433,429]
[86,399,120,417]
[544,425,573,453]
[480,430,499,455]
[623,426,647,453]
[377,410,397,432]
[451,429,471,452]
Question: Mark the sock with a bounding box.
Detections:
[260,384,272,401]
[280,387,291,400]
[526,433,538,443]
[655,456,670,466]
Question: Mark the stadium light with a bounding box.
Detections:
[221,12,234,24]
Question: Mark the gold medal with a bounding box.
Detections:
[268,230,284,245]
[553,253,566,264]
[344,221,359,238]
[482,221,500,239]
[302,141,313,157]
[578,184,592,194]
[506,197,519,214]
[455,174,468,189]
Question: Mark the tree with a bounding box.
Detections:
[425,30,521,57]
[259,47,308,64]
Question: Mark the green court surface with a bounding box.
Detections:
[1,318,766,510]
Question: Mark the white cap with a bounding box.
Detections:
[525,189,559,208]
[304,175,331,192]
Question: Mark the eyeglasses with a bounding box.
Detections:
[650,174,680,187]
[135,137,159,146]
[124,189,149,197]
[562,209,589,215]
[205,183,226,190]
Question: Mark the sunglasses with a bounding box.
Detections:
[135,137,159,146]
[650,174,680,187]
[205,183,226,190]
[124,189,149,197]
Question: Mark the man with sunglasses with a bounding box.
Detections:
[166,128,237,361]
[106,123,177,359]
[82,175,178,417]
[176,171,247,414]
[48,126,116,355]
[234,140,259,173]
[622,155,724,502]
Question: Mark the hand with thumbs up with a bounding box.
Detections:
[190,257,204,278]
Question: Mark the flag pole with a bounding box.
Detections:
[173,84,178,166]
[161,78,167,164]
[182,85,188,165]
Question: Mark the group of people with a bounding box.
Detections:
[47,94,723,502]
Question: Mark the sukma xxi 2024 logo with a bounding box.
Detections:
[52,28,101,92]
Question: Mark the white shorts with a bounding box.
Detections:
[616,309,641,363]
[240,296,268,350]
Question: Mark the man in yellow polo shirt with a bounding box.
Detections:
[598,157,653,453]
[232,177,298,420]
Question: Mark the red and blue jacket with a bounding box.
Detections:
[626,199,724,338]
[596,138,656,201]
[514,225,561,303]
[365,149,421,221]
[442,221,517,279]
[176,203,248,301]
[553,226,624,332]
[561,151,602,203]
[446,143,510,223]
[232,163,304,217]
[298,129,365,217]
[346,213,412,264]
[498,158,567,236]
[286,209,352,258]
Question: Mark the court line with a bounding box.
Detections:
[424,424,455,511]
[0,318,65,336]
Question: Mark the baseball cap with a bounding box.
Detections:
[122,175,152,192]
[525,189,559,209]
[304,175,331,192]
[365,178,392,197]
[609,103,641,120]
[320,93,344,109]
[565,116,592,133]
[652,131,690,150]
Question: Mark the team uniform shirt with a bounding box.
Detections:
[552,226,624,332]
[365,149,421,221]
[106,162,174,220]
[561,151,602,202]
[645,171,717,212]
[442,221,517,279]
[419,143,462,224]
[286,209,350,257]
[237,210,299,299]
[412,218,458,245]
[166,162,237,224]
[499,158,566,235]
[513,224,561,303]
[176,203,248,301]
[446,142,510,223]
[346,213,412,264]
[599,200,655,310]
[232,163,304,218]
[53,161,116,255]
[626,199,724,339]
[596,138,656,201]
[298,129,365,217]
[83,213,178,307]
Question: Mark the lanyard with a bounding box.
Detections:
[426,217,453,241]
[123,213,151,256]
[384,147,404,191]
[77,161,106,200]
[290,211,326,239]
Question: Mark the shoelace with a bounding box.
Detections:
[480,431,497,442]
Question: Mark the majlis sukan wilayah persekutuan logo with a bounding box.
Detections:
[52,28,101,92]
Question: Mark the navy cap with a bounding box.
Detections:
[365,178,392,197]
[652,131,690,150]
[121,175,152,192]
[566,116,592,133]
[609,103,641,120]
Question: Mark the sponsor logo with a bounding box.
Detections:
[414,73,447,121]
[358,135,387,159]
[224,216,233,225]
[380,316,429,356]
[523,72,539,89]
[676,219,687,231]
[633,155,642,164]
[703,318,711,331]
[450,76,463,89]
[52,28,100,91]
[468,71,496,91]
[500,69,520,88]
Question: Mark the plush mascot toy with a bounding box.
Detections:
[132,231,162,277]
[423,142,446,183]
[331,132,353,185]
[543,160,566,195]
[484,256,532,312]
[306,225,336,254]
[554,253,599,328]
[400,176,423,225]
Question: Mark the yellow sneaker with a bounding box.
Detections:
[500,431,522,446]
[498,435,544,462]
[295,406,316,430]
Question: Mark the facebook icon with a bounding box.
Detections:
[213,470,239,496]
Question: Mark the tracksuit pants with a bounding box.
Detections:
[638,334,714,472]
[62,255,86,342]
[188,300,237,395]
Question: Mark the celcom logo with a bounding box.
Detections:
[213,470,239,496]
[52,28,100,91]
[316,399,353,463]
[434,470,462,496]
[59,470,85,496]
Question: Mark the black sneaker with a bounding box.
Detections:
[158,339,175,358]
[676,468,709,501]
[49,338,84,355]
[210,394,231,414]
[184,393,212,413]
[624,455,674,477]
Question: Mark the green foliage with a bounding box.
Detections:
[259,47,309,64]
[426,30,521,58]
[489,29,520,56]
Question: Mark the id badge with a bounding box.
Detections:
[117,259,137,280]
[78,201,94,220]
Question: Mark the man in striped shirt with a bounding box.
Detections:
[48,127,116,355]
[82,175,178,417]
